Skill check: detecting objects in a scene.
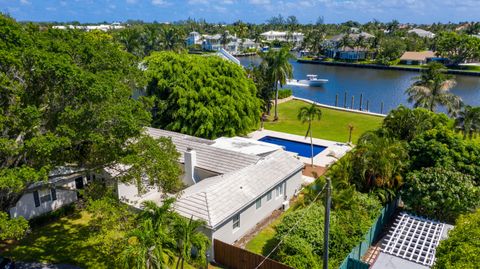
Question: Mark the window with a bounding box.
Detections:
[233,214,240,230]
[276,183,284,198]
[267,191,272,201]
[256,198,262,209]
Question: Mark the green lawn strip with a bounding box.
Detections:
[264,100,383,143]
[2,210,196,269]
[245,216,282,255]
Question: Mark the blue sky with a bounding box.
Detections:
[1,0,479,24]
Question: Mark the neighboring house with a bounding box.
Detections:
[399,51,449,65]
[260,31,304,45]
[52,23,124,31]
[117,128,305,250]
[324,32,375,60]
[9,167,90,220]
[202,33,259,53]
[186,31,202,46]
[399,51,436,65]
[408,28,436,38]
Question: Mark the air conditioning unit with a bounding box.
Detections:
[282,200,290,211]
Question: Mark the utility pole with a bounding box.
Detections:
[323,177,332,269]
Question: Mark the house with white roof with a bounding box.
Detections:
[408,28,435,38]
[117,127,305,250]
[9,167,91,220]
[260,31,304,45]
[186,31,202,47]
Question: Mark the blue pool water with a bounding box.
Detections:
[258,136,327,158]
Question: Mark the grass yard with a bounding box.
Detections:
[245,216,282,255]
[0,210,197,269]
[264,100,384,143]
[0,211,110,268]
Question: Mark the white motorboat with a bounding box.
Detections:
[298,74,328,87]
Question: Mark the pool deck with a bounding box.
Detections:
[248,129,352,167]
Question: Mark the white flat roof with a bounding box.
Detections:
[211,136,282,156]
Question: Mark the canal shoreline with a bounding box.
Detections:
[296,59,480,77]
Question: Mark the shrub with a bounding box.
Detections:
[402,167,479,222]
[277,89,293,99]
[433,209,480,269]
[29,203,76,228]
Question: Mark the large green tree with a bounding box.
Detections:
[434,209,480,269]
[0,15,181,239]
[406,62,462,116]
[434,32,480,65]
[455,105,480,139]
[145,51,261,139]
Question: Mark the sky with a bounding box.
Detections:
[1,0,480,24]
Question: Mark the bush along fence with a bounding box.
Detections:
[339,198,399,269]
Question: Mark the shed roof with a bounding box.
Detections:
[174,150,304,228]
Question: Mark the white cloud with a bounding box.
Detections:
[126,0,138,4]
[249,0,270,4]
[188,0,210,4]
[19,0,31,5]
[151,0,169,6]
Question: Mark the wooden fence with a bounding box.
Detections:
[214,239,294,269]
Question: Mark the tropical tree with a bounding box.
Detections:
[351,131,409,201]
[160,27,185,52]
[220,30,231,49]
[174,216,210,269]
[405,62,462,116]
[261,47,293,120]
[455,105,480,139]
[297,103,322,166]
[118,218,175,269]
[144,52,261,139]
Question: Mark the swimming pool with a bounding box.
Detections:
[258,136,327,158]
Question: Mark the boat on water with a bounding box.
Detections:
[297,74,328,87]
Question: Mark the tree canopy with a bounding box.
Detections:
[0,14,181,239]
[144,51,261,139]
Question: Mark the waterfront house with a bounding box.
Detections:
[408,28,435,38]
[202,33,259,53]
[260,31,304,45]
[324,32,374,60]
[186,31,203,46]
[9,167,90,220]
[117,128,305,250]
[399,51,436,65]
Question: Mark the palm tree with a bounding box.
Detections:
[160,27,185,52]
[118,219,175,269]
[352,131,408,201]
[174,216,210,269]
[405,62,462,116]
[297,103,322,166]
[262,47,293,121]
[455,105,480,139]
[220,30,231,49]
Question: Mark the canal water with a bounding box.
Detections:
[239,56,480,114]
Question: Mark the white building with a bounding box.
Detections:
[52,23,124,32]
[408,28,435,38]
[186,31,202,46]
[9,167,90,220]
[260,31,304,44]
[202,33,259,53]
[117,128,305,252]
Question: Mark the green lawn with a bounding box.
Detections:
[245,217,282,255]
[264,100,384,143]
[1,210,196,269]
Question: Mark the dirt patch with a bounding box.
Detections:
[234,209,283,249]
[302,165,327,178]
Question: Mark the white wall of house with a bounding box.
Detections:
[9,179,80,220]
[211,170,302,245]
